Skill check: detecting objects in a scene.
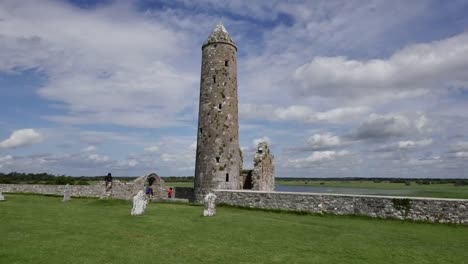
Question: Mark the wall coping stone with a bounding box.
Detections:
[214,189,468,202]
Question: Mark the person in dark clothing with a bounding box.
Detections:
[145,185,154,197]
[104,173,112,191]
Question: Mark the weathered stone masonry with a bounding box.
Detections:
[251,142,275,191]
[0,173,166,200]
[214,190,468,224]
[194,23,241,201]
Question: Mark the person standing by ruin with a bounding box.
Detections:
[104,172,113,191]
[167,187,173,199]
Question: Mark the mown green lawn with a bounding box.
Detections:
[1,194,467,264]
[165,181,194,188]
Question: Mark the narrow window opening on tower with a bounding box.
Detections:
[223,82,226,86]
[226,173,229,182]
[225,60,229,67]
[216,157,220,163]
[218,103,222,109]
[213,76,216,83]
[199,128,203,134]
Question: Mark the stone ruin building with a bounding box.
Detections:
[101,172,166,200]
[194,23,274,202]
[250,142,275,191]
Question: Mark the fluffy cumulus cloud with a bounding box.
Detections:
[0,0,198,128]
[293,32,468,98]
[288,150,350,168]
[0,129,43,149]
[306,133,342,150]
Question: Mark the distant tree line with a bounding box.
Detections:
[277,177,468,186]
[0,172,136,185]
[1,173,466,186]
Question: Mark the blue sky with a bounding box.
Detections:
[1,0,468,178]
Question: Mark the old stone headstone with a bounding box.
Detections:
[131,190,148,216]
[203,192,216,217]
[62,184,71,202]
[0,191,5,201]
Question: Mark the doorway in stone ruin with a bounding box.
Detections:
[242,170,253,189]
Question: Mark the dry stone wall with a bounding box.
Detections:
[0,174,166,200]
[214,190,468,224]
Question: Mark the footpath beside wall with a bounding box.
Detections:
[214,190,468,224]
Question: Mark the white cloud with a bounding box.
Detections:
[398,138,433,149]
[144,145,160,153]
[274,105,314,122]
[81,145,97,152]
[288,150,350,168]
[244,104,369,124]
[87,154,110,163]
[0,129,43,149]
[306,133,341,150]
[293,31,468,98]
[127,159,138,167]
[0,0,198,128]
[315,107,370,122]
[454,152,468,158]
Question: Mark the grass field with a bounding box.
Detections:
[1,194,467,264]
[166,180,468,199]
[165,181,194,188]
[276,180,468,199]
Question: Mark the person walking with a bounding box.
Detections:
[104,173,113,191]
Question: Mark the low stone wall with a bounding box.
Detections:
[174,187,194,200]
[1,184,102,197]
[214,190,468,224]
[0,182,165,200]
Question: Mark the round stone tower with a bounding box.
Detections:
[194,22,241,201]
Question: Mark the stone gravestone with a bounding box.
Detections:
[203,192,217,217]
[131,190,148,216]
[63,184,71,202]
[0,191,5,201]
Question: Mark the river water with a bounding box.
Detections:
[275,185,413,196]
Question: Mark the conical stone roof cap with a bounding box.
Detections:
[203,22,236,49]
